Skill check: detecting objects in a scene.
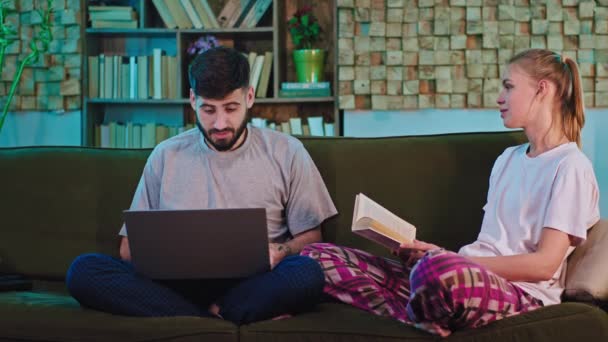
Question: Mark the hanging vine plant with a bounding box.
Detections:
[0,0,54,135]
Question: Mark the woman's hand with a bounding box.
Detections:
[393,239,441,265]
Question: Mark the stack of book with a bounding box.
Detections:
[250,117,335,137]
[245,51,273,98]
[88,49,178,100]
[89,6,138,29]
[152,0,219,29]
[95,122,196,149]
[279,82,331,98]
[217,0,272,28]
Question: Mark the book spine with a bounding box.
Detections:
[153,49,162,99]
[281,81,331,90]
[179,0,203,29]
[279,88,331,97]
[129,56,137,99]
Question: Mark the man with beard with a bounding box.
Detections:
[65,47,337,324]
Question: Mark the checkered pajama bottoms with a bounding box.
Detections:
[301,243,543,337]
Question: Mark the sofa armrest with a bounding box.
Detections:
[564,219,608,305]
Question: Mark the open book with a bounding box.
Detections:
[352,193,417,250]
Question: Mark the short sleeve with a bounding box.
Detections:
[284,143,337,236]
[543,161,600,245]
[118,149,163,236]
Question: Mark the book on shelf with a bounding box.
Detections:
[239,0,272,28]
[179,0,203,29]
[141,122,157,148]
[352,193,417,250]
[98,54,105,98]
[137,56,148,99]
[152,48,163,99]
[280,121,291,135]
[90,51,178,100]
[289,118,303,135]
[301,124,310,136]
[152,0,177,29]
[249,54,264,94]
[279,88,331,98]
[156,125,170,145]
[281,82,331,90]
[192,0,220,28]
[164,0,193,29]
[129,56,137,99]
[246,52,257,72]
[256,51,273,98]
[251,117,267,128]
[89,5,133,12]
[133,124,142,148]
[120,61,129,99]
[88,5,137,29]
[307,116,324,136]
[88,56,99,98]
[96,122,196,149]
[247,117,334,137]
[112,55,120,99]
[324,123,335,137]
[89,9,137,21]
[91,20,137,29]
[218,0,256,28]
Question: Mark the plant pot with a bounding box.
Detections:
[293,49,326,83]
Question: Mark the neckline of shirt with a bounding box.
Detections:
[522,141,576,161]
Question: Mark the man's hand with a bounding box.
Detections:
[269,243,292,269]
[394,239,441,266]
[119,236,131,261]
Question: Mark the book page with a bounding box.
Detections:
[352,193,416,246]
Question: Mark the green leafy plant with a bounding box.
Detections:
[0,0,53,135]
[287,5,321,50]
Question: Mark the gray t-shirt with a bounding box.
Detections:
[119,125,337,242]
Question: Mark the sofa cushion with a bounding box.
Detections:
[0,291,238,342]
[240,302,607,342]
[565,219,608,302]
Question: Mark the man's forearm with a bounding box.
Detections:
[281,227,322,255]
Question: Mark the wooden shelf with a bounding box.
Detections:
[259,97,335,104]
[87,98,189,105]
[86,27,274,35]
[82,0,338,146]
[87,97,335,105]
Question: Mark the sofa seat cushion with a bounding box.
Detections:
[0,291,238,342]
[240,302,608,342]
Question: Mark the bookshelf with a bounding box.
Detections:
[82,0,338,147]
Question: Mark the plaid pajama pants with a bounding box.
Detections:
[301,243,543,337]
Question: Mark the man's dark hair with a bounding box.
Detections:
[188,46,250,99]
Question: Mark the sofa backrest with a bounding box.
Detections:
[302,131,526,258]
[0,131,526,279]
[0,147,148,279]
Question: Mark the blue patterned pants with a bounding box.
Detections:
[66,253,324,324]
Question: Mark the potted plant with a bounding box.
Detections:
[287,5,325,83]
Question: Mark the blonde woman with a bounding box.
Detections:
[302,49,600,337]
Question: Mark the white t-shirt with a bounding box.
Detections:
[459,142,600,306]
[119,125,337,242]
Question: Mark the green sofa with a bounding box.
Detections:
[1,131,606,342]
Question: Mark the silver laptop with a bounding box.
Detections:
[123,208,270,279]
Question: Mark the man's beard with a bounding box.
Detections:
[196,115,248,152]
